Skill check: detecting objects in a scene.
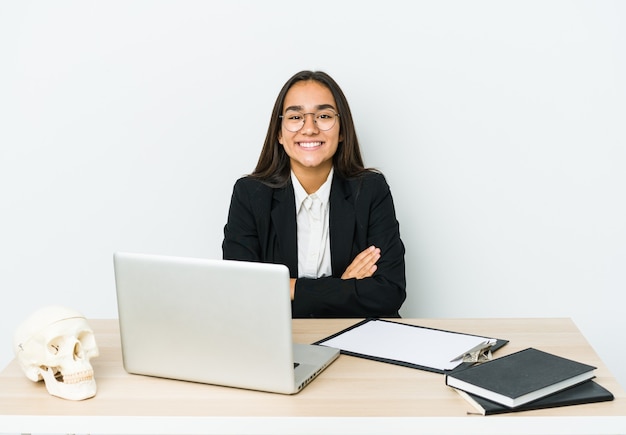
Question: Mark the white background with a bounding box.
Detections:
[1,0,625,390]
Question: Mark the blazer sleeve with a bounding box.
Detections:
[222,177,265,263]
[292,173,406,318]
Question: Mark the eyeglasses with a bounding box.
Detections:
[279,109,340,132]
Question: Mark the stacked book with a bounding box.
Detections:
[445,347,614,415]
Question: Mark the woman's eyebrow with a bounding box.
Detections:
[316,103,336,111]
[284,103,337,112]
[284,105,304,112]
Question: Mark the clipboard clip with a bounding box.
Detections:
[450,339,497,363]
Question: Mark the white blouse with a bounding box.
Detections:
[291,168,333,279]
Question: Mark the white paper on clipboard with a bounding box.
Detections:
[317,319,496,372]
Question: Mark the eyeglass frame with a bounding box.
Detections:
[278,108,341,132]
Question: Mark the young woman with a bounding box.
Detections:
[222,70,406,318]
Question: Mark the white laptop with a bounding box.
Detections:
[113,252,339,394]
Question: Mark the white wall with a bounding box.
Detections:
[1,0,625,388]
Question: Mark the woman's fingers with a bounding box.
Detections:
[341,246,381,280]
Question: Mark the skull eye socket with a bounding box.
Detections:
[47,338,63,355]
[77,332,96,354]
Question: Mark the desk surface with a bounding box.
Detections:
[1,318,625,434]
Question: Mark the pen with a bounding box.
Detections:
[450,339,496,362]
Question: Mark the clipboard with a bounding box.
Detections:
[314,318,508,374]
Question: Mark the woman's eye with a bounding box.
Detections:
[317,111,334,119]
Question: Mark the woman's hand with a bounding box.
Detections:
[290,278,296,300]
[341,246,381,280]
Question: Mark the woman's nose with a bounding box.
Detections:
[301,113,319,134]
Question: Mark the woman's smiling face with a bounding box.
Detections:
[278,80,342,177]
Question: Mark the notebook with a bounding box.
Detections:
[113,252,339,394]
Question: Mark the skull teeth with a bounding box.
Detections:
[56,369,95,384]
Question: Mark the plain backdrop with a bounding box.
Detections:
[1,0,625,390]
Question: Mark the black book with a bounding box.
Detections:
[454,380,613,415]
[445,348,596,408]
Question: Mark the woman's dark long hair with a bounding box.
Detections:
[250,70,370,187]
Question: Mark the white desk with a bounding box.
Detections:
[1,318,625,434]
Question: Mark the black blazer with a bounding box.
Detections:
[222,171,406,318]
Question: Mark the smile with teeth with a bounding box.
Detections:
[298,141,323,148]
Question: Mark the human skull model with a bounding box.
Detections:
[13,305,99,400]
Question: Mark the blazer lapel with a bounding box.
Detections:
[329,175,356,274]
[271,183,298,275]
